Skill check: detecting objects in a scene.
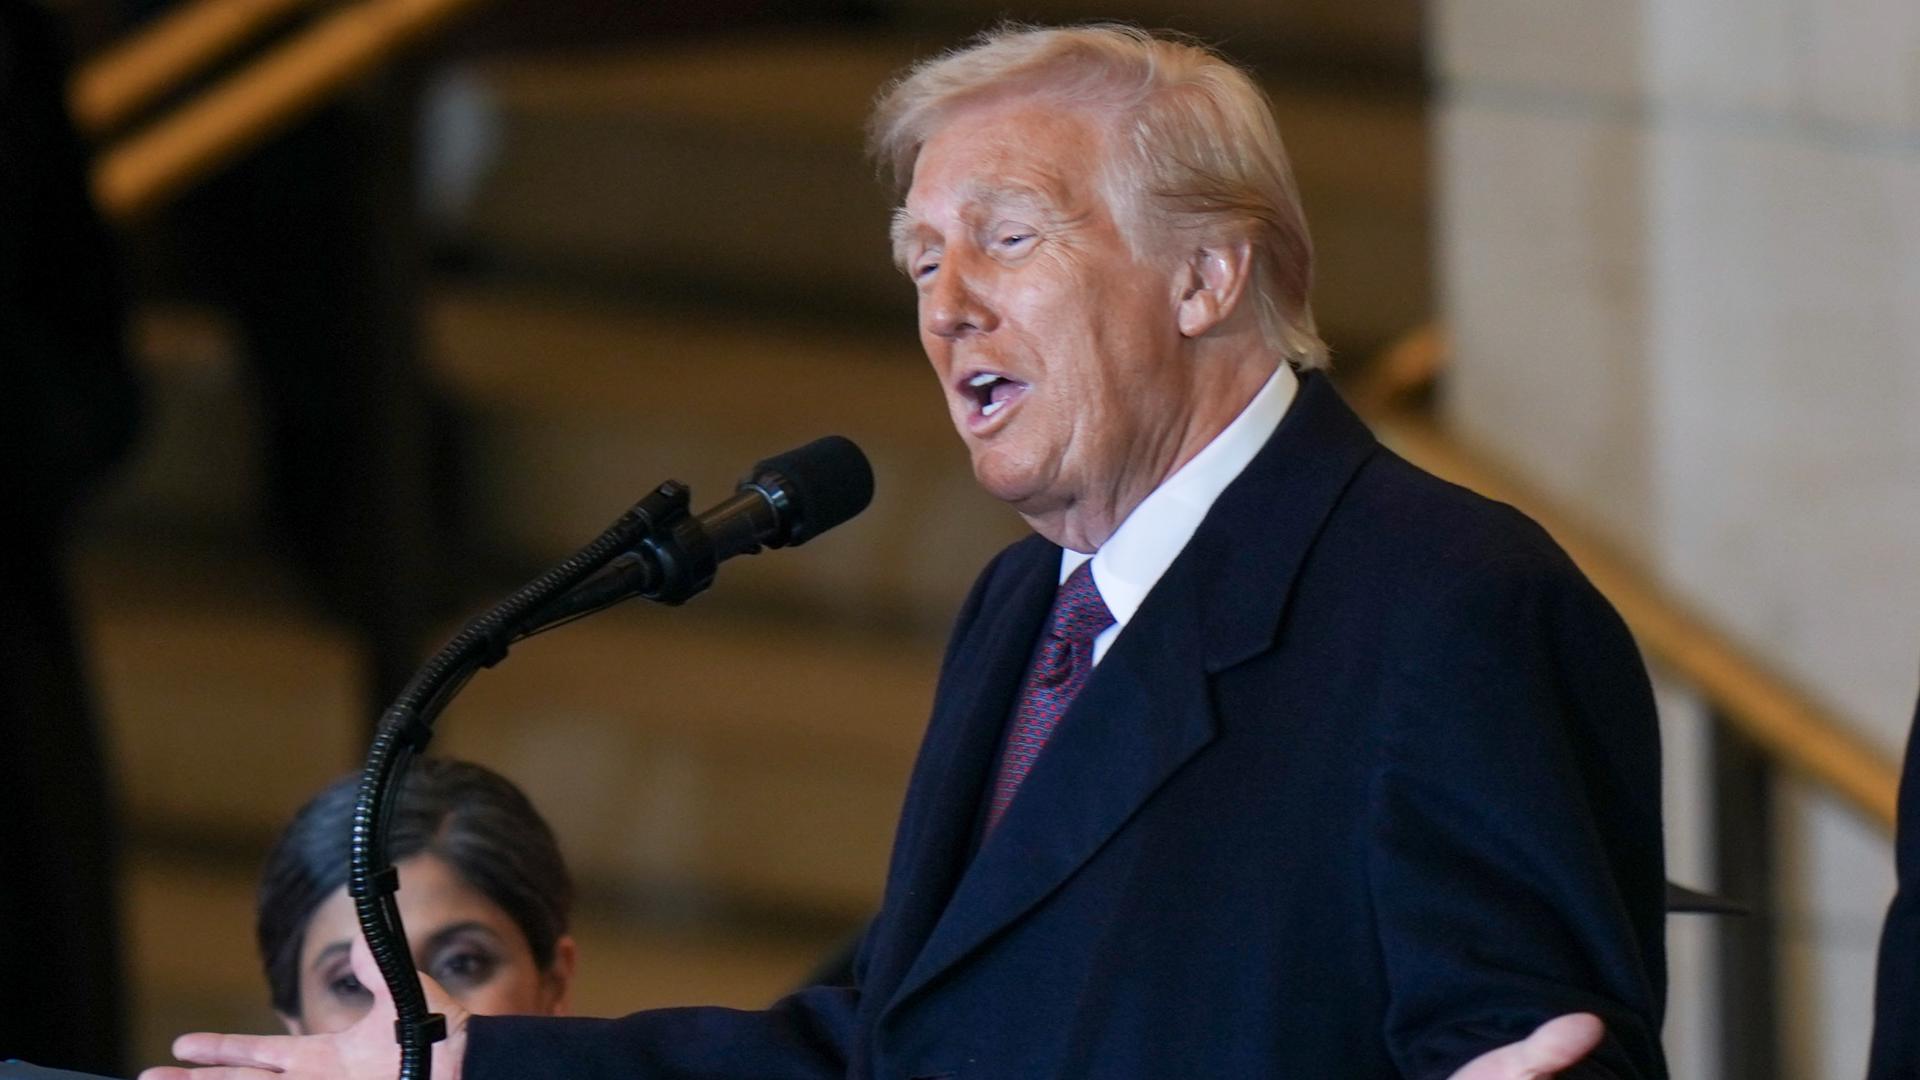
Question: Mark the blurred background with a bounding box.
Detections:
[2,0,1915,1077]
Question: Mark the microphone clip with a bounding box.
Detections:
[633,480,716,605]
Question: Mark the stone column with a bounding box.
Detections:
[1434,2,1920,1076]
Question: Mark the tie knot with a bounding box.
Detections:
[1050,561,1114,647]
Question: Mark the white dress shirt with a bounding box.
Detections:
[1062,362,1298,665]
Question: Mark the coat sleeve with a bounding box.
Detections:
[464,922,875,1079]
[458,540,1038,1079]
[462,982,860,1080]
[1868,696,1920,1079]
[1367,549,1668,1080]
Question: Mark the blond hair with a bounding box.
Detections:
[868,23,1327,369]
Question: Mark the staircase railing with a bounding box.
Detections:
[67,0,494,720]
[75,0,489,222]
[71,0,314,138]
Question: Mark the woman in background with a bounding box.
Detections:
[256,759,576,1034]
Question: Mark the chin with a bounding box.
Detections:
[969,450,1042,508]
[970,452,1069,523]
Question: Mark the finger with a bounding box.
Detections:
[1469,1013,1604,1078]
[1447,1013,1607,1080]
[1510,1012,1604,1072]
[170,1031,293,1070]
[140,1060,280,1068]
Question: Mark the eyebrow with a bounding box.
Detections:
[890,182,1062,268]
[309,940,352,975]
[421,920,500,956]
[889,208,925,268]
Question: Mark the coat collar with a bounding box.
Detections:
[877,371,1380,1018]
[1188,369,1380,672]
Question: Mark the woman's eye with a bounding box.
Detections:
[328,972,369,1000]
[433,950,497,986]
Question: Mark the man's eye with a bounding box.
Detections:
[914,260,940,280]
[998,232,1034,249]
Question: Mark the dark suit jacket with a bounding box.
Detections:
[467,373,1668,1079]
[1868,692,1920,1079]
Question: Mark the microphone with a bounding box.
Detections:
[352,435,871,1072]
[524,436,874,627]
[689,434,876,560]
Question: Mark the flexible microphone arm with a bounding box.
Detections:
[348,480,694,1080]
[350,436,873,1080]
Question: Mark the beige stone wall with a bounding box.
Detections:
[1435,1,1920,1076]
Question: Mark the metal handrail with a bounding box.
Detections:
[70,0,315,137]
[90,0,488,223]
[1351,329,1901,833]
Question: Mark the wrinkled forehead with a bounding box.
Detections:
[896,104,1121,245]
[910,96,1114,201]
[906,175,1065,223]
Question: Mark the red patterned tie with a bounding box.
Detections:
[984,561,1115,832]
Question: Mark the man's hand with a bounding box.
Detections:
[139,938,469,1080]
[1445,1013,1605,1080]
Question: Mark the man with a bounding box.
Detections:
[1868,686,1920,1078]
[143,25,1666,1079]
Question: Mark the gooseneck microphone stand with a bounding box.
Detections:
[348,434,873,1080]
[347,481,705,1080]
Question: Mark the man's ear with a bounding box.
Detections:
[1175,238,1256,338]
[543,934,579,1017]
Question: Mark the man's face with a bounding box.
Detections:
[895,97,1205,550]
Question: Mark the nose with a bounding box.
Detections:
[922,255,996,341]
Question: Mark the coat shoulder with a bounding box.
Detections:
[1338,448,1581,581]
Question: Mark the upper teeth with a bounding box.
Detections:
[969,372,1002,388]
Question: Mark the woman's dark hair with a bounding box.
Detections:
[255,758,573,1017]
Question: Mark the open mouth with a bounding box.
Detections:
[963,370,1030,420]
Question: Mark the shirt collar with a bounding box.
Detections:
[1061,362,1299,632]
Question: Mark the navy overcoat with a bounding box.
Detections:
[1869,693,1920,1079]
[467,373,1669,1079]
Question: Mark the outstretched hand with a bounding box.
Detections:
[1445,1013,1605,1080]
[139,937,470,1080]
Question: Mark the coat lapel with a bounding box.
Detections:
[879,372,1381,1016]
[867,536,1057,993]
[883,557,1216,1015]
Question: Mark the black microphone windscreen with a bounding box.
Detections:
[750,435,874,546]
